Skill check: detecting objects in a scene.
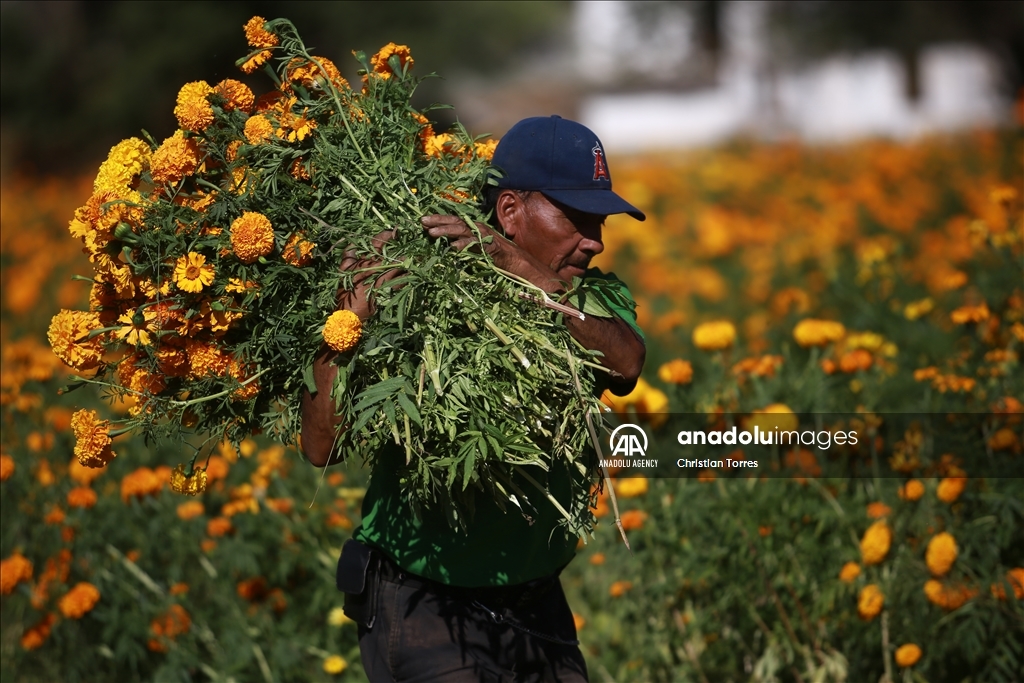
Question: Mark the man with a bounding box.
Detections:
[302,115,646,682]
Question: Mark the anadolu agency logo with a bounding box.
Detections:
[601,424,658,469]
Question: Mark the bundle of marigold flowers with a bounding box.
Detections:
[52,17,618,535]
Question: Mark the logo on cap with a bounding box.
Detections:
[592,143,610,182]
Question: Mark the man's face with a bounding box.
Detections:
[516,193,606,281]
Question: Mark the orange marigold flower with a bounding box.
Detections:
[658,359,693,384]
[283,232,315,267]
[866,502,891,518]
[988,427,1020,453]
[177,500,205,520]
[174,81,214,132]
[589,553,606,566]
[839,561,861,583]
[151,130,202,185]
[20,613,56,650]
[214,79,255,113]
[243,115,275,144]
[173,252,215,293]
[169,582,189,596]
[990,568,1024,601]
[67,487,97,509]
[692,320,736,350]
[237,576,268,601]
[0,454,13,481]
[619,509,648,531]
[857,584,884,620]
[609,580,633,598]
[148,604,191,652]
[895,644,922,668]
[231,211,275,263]
[839,349,873,373]
[369,42,413,79]
[68,458,103,486]
[733,354,782,378]
[244,16,278,48]
[898,479,925,501]
[474,139,498,161]
[950,303,990,325]
[937,476,966,503]
[323,310,362,352]
[185,340,230,378]
[290,158,312,180]
[170,463,208,496]
[266,497,294,514]
[121,467,163,503]
[286,56,349,91]
[44,506,65,525]
[925,532,957,577]
[860,520,892,565]
[924,579,977,610]
[58,582,100,619]
[1,552,33,594]
[48,309,104,370]
[71,409,116,468]
[206,516,233,537]
[793,319,846,347]
[241,49,273,74]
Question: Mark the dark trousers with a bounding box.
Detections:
[351,560,589,683]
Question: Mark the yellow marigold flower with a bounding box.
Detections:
[839,561,861,583]
[114,307,157,347]
[950,303,990,325]
[283,232,315,266]
[67,487,97,509]
[173,252,215,293]
[866,502,891,518]
[151,130,202,185]
[58,582,100,619]
[658,359,693,384]
[793,319,846,347]
[94,138,151,194]
[609,580,633,598]
[244,16,278,48]
[226,277,259,294]
[48,310,104,370]
[898,479,925,501]
[903,297,934,321]
[177,500,206,520]
[290,158,312,180]
[370,42,413,78]
[474,138,498,161]
[241,49,273,74]
[857,584,883,620]
[895,644,922,668]
[328,606,352,627]
[323,655,348,675]
[170,464,208,496]
[860,520,892,565]
[229,359,260,401]
[230,211,275,263]
[244,115,275,144]
[925,532,957,577]
[747,404,798,433]
[693,320,736,350]
[614,477,648,498]
[174,80,214,132]
[0,454,13,482]
[1,552,33,594]
[71,409,116,468]
[323,310,362,352]
[937,476,966,503]
[121,467,163,502]
[424,133,458,158]
[214,79,255,113]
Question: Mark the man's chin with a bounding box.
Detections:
[561,265,587,280]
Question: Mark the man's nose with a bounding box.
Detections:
[579,237,604,257]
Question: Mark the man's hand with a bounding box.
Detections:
[301,230,397,467]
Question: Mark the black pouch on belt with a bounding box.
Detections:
[336,539,379,628]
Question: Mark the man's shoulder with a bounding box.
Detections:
[582,267,644,341]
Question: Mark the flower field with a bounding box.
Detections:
[2,128,1022,681]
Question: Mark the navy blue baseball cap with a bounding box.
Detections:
[491,115,645,221]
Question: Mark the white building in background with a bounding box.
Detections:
[574,1,1011,153]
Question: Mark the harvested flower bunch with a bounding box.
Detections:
[53,17,620,535]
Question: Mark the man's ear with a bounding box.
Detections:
[495,190,527,240]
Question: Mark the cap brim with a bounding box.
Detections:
[541,189,646,221]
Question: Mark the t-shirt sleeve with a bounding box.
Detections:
[583,267,645,342]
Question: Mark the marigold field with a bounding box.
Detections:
[2,129,1022,682]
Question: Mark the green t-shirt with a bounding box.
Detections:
[353,268,642,587]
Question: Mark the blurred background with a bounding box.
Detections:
[2,3,1022,682]
[2,0,1022,171]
